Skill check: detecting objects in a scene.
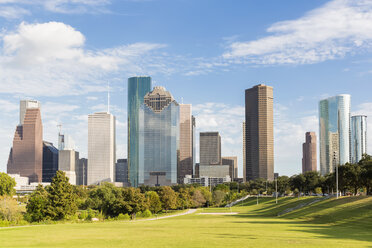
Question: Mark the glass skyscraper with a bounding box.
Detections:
[128,76,152,187]
[138,86,179,186]
[351,115,367,164]
[319,94,351,175]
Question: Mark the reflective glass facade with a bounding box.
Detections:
[138,87,179,186]
[128,76,152,187]
[319,94,350,175]
[351,115,367,163]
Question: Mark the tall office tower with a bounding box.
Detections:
[178,104,193,183]
[200,132,221,165]
[138,86,179,186]
[42,141,59,182]
[77,158,88,185]
[88,112,116,185]
[58,150,79,185]
[19,100,40,125]
[128,76,152,187]
[351,115,367,163]
[242,122,246,182]
[319,94,351,175]
[302,132,317,173]
[222,156,238,179]
[116,159,128,183]
[7,101,43,183]
[245,84,274,181]
[58,133,75,150]
[192,116,196,176]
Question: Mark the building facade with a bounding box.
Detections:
[19,100,40,125]
[242,122,246,182]
[178,104,194,183]
[88,112,116,185]
[77,158,88,185]
[42,141,59,182]
[58,150,79,185]
[138,86,179,186]
[200,132,221,165]
[351,115,367,164]
[302,132,317,173]
[245,84,274,181]
[8,101,43,183]
[116,159,128,184]
[199,165,230,178]
[319,94,351,175]
[222,156,238,179]
[128,76,152,187]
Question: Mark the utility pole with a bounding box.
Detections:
[275,177,278,204]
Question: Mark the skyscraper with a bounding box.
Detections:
[19,100,40,125]
[7,101,43,183]
[59,150,79,185]
[88,112,116,185]
[245,84,274,181]
[128,76,152,187]
[200,132,221,165]
[42,141,59,182]
[116,159,128,184]
[178,104,194,183]
[302,132,317,173]
[242,122,246,182]
[319,94,350,175]
[351,115,367,164]
[138,86,179,186]
[77,158,88,185]
[222,156,238,179]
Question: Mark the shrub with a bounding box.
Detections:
[117,213,130,220]
[0,196,22,222]
[141,209,152,218]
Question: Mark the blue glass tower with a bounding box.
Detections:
[138,86,179,186]
[128,76,152,187]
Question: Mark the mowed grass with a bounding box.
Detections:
[0,196,371,248]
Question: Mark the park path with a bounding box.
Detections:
[135,209,197,222]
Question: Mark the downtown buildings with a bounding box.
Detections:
[351,115,367,164]
[302,132,317,173]
[244,84,274,181]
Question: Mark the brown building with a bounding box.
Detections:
[222,156,238,179]
[302,132,317,173]
[178,104,194,183]
[7,106,43,183]
[245,84,274,181]
[200,132,221,165]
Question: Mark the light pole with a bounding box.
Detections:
[336,163,339,199]
[275,176,278,204]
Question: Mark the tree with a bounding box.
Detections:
[344,163,362,195]
[145,191,162,213]
[177,188,193,209]
[303,171,321,194]
[192,189,206,207]
[25,184,49,222]
[0,196,22,222]
[121,187,147,219]
[0,173,16,196]
[213,190,226,206]
[198,187,212,206]
[277,176,290,195]
[158,186,177,211]
[289,174,306,196]
[85,183,117,217]
[46,171,77,220]
[359,154,372,195]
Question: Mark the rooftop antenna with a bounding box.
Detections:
[181,97,184,104]
[57,123,62,135]
[107,82,110,113]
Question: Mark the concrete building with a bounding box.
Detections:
[200,132,221,165]
[302,132,317,173]
[199,165,230,178]
[7,101,43,183]
[351,115,367,163]
[178,104,194,183]
[77,158,88,186]
[245,84,274,181]
[116,159,128,184]
[128,76,152,187]
[183,175,231,187]
[42,141,59,182]
[138,86,179,186]
[319,95,351,175]
[9,174,29,191]
[88,112,116,185]
[58,150,79,185]
[222,156,238,179]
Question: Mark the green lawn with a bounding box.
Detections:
[0,196,371,248]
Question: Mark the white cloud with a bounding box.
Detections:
[0,6,29,19]
[0,22,166,97]
[0,99,18,112]
[223,0,372,64]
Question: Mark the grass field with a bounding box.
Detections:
[0,196,371,247]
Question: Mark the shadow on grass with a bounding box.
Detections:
[230,196,372,244]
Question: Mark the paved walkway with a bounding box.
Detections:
[135,209,197,222]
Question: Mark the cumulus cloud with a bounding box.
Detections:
[0,21,166,96]
[223,0,372,64]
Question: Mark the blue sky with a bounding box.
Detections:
[0,0,372,177]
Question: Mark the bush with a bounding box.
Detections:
[117,213,130,220]
[141,209,152,218]
[0,196,22,222]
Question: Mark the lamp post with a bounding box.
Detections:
[275,176,278,204]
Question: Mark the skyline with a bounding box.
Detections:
[1,0,372,177]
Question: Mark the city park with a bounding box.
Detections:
[0,155,371,247]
